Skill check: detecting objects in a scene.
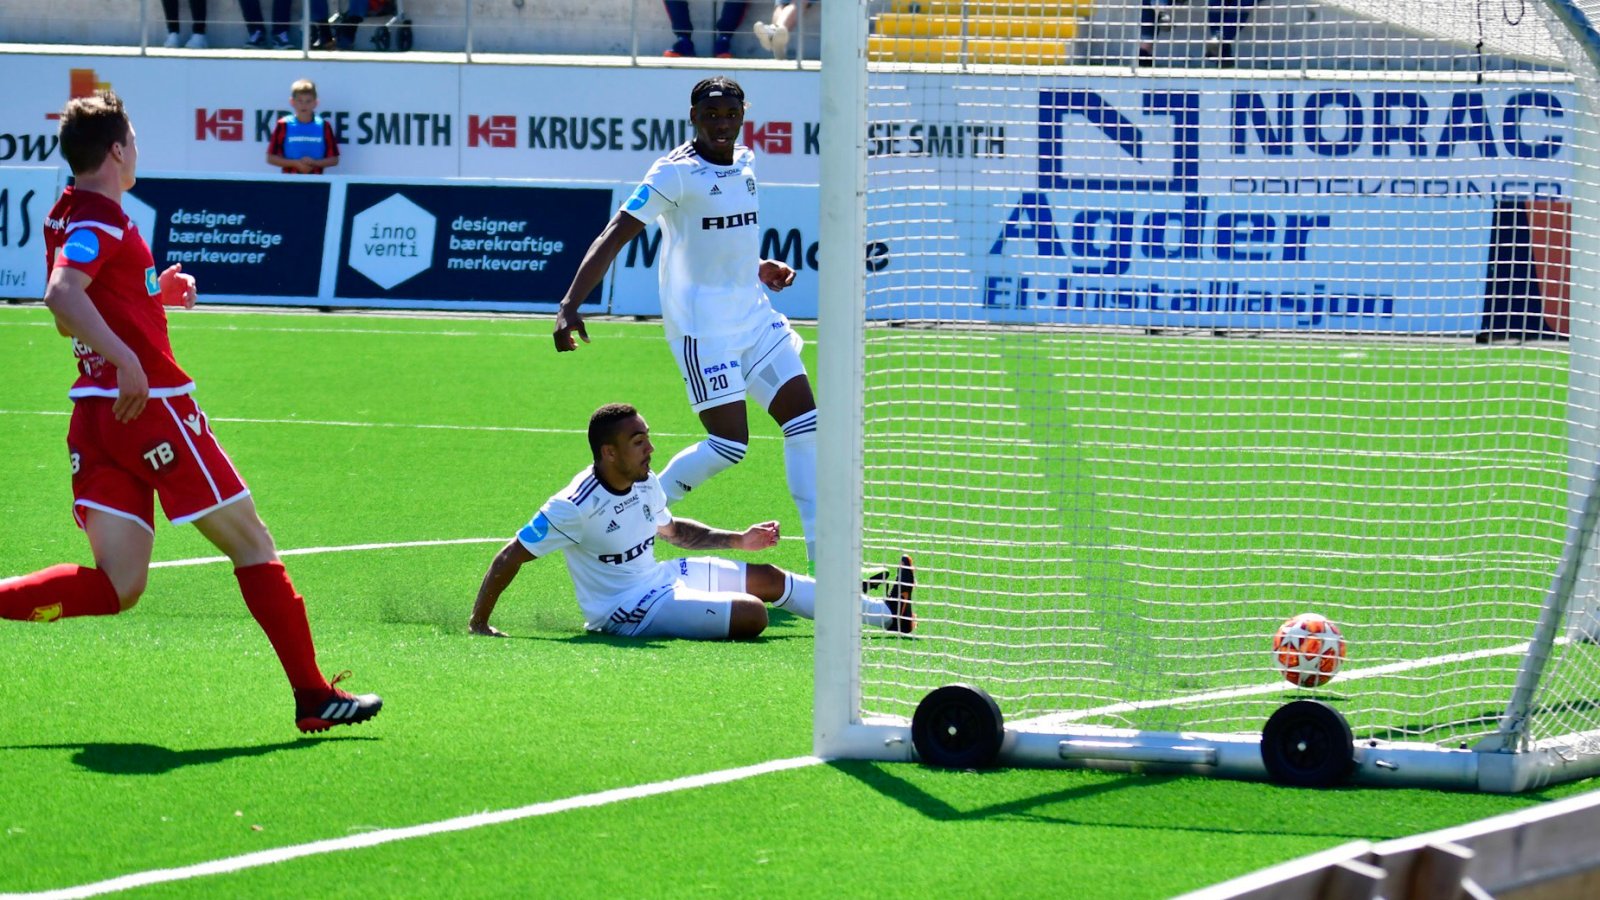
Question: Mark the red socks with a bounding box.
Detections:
[236,561,330,694]
[0,564,121,621]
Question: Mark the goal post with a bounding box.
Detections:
[816,0,1600,791]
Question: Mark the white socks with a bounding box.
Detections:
[775,573,893,627]
[780,412,818,563]
[660,436,747,505]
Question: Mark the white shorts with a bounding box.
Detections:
[669,313,808,414]
[601,557,751,640]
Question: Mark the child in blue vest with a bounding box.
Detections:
[266,79,341,175]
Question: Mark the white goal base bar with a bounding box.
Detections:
[821,721,1600,794]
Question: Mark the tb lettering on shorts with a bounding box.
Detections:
[141,440,181,475]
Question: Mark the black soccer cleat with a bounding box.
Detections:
[861,563,893,595]
[295,671,382,734]
[884,554,916,634]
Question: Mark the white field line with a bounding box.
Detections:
[5,756,824,900]
[1013,637,1570,732]
[0,409,782,443]
[147,537,508,569]
[0,308,678,342]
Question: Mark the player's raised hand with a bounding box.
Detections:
[739,520,781,551]
[158,264,197,309]
[112,362,150,423]
[553,307,590,352]
[759,260,796,292]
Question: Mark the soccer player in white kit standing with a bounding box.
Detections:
[552,77,824,568]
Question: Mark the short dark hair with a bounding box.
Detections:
[58,90,130,176]
[588,403,641,461]
[690,76,745,107]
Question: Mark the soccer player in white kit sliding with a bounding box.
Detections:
[466,404,914,640]
[551,76,825,569]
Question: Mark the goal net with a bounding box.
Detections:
[815,0,1600,792]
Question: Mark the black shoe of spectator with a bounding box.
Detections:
[330,13,363,50]
[1204,38,1235,67]
[244,29,267,48]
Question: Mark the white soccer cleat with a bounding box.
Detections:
[162,32,182,48]
[184,33,208,49]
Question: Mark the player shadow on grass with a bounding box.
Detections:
[828,760,1375,838]
[1,738,377,776]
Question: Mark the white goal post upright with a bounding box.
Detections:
[816,0,1600,790]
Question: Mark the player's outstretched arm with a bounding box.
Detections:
[554,211,647,352]
[469,539,536,637]
[44,267,149,423]
[658,518,780,552]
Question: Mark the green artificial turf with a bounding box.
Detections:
[0,305,1592,898]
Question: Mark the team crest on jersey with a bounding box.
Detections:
[144,267,160,296]
[60,231,100,264]
[746,177,756,195]
[643,504,652,522]
[625,184,652,211]
[519,512,551,544]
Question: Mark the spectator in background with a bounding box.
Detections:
[1201,0,1259,66]
[160,0,208,48]
[1137,0,1259,67]
[752,0,814,60]
[267,79,340,174]
[240,0,336,49]
[663,0,748,58]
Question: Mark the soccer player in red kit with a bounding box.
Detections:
[0,90,381,733]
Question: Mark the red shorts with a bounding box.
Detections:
[67,395,250,533]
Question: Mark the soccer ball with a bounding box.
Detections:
[1272,613,1346,688]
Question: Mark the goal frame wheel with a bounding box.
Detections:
[911,684,1005,769]
[1261,700,1355,788]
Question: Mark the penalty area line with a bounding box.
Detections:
[9,756,824,899]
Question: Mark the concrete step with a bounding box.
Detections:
[867,34,1071,64]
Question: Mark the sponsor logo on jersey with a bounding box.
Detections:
[60,230,100,264]
[709,185,721,195]
[605,519,620,533]
[144,267,160,296]
[518,512,551,544]
[613,495,640,514]
[624,184,652,211]
[598,535,654,565]
[702,211,758,230]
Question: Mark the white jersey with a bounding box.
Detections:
[516,467,675,630]
[621,141,775,338]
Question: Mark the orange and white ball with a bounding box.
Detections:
[1272,613,1346,688]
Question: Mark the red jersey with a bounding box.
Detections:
[43,187,193,399]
